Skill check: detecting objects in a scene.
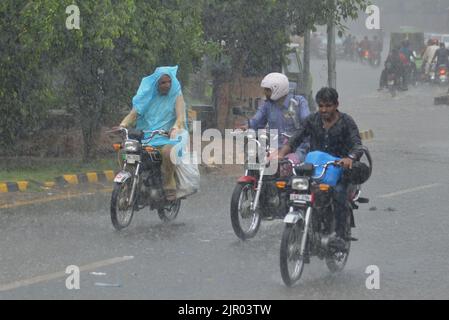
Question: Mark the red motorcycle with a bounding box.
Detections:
[229,129,297,240]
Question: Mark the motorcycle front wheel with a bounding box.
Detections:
[280,222,306,287]
[158,199,181,222]
[111,181,136,231]
[230,183,261,240]
[325,241,351,273]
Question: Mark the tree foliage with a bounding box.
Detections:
[288,0,371,35]
[0,1,207,159]
[1,0,373,158]
[203,0,291,78]
[0,1,59,150]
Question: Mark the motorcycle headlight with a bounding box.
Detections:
[124,140,141,152]
[292,178,309,191]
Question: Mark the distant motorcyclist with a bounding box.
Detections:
[378,48,403,90]
[371,35,383,59]
[358,36,371,60]
[432,42,449,68]
[422,39,440,75]
[399,41,415,90]
[343,34,353,60]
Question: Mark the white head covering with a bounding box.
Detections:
[260,73,290,101]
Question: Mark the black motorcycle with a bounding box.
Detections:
[384,62,401,97]
[109,127,181,231]
[435,64,449,86]
[279,148,372,287]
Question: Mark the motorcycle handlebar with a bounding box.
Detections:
[313,161,341,180]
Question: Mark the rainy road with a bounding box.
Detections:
[2,59,449,300]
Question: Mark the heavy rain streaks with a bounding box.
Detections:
[2,0,449,301]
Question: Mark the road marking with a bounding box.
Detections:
[378,183,442,199]
[0,256,134,292]
[0,188,113,210]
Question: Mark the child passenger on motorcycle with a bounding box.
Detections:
[239,72,311,164]
[118,66,187,201]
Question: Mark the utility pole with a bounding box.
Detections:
[327,1,337,89]
[302,28,315,112]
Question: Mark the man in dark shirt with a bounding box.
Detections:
[432,42,449,68]
[378,48,403,90]
[271,87,364,240]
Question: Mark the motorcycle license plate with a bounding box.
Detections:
[125,154,141,164]
[388,80,394,85]
[245,163,262,171]
[284,212,301,224]
[290,194,312,202]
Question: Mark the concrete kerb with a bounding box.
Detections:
[0,170,116,193]
[0,165,217,193]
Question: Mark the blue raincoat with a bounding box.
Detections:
[132,66,188,148]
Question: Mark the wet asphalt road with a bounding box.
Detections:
[1,59,449,300]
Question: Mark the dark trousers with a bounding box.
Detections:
[334,182,351,238]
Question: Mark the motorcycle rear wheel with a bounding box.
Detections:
[111,181,136,231]
[280,223,306,287]
[157,199,181,222]
[230,183,261,240]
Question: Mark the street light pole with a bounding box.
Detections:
[327,0,337,89]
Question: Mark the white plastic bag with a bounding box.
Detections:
[175,151,200,198]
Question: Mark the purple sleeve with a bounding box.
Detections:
[296,96,310,121]
[249,102,269,129]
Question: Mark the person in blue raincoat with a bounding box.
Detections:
[119,66,187,201]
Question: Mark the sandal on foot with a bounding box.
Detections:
[165,189,177,201]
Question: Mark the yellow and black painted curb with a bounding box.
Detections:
[0,170,116,193]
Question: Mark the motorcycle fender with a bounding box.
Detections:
[284,210,304,225]
[238,176,257,185]
[114,171,132,183]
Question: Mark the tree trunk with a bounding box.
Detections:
[327,20,337,89]
[215,82,230,133]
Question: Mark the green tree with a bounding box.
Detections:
[0,1,59,151]
[203,0,291,129]
[1,1,207,160]
[288,0,370,88]
[204,0,290,77]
